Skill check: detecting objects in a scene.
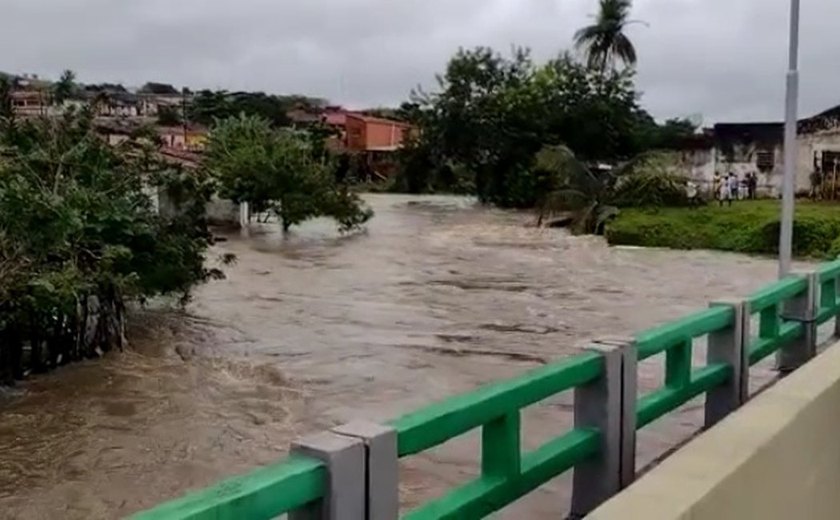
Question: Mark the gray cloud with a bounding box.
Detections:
[0,0,836,124]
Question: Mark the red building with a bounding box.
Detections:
[344,114,412,153]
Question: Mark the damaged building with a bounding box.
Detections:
[678,104,840,197]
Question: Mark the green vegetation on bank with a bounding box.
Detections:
[606,200,840,259]
[0,102,220,383]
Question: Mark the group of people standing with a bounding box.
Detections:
[713,172,758,206]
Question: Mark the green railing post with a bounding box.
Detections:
[665,338,692,389]
[570,342,625,518]
[289,431,366,520]
[777,271,817,373]
[823,273,840,338]
[331,422,398,520]
[481,412,521,479]
[705,299,746,427]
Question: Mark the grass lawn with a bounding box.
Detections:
[605,199,840,259]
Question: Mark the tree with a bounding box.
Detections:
[0,77,13,119]
[535,145,688,233]
[157,105,182,126]
[574,0,641,71]
[52,69,77,105]
[140,82,179,95]
[187,90,297,128]
[0,106,221,381]
[394,48,655,207]
[204,114,373,233]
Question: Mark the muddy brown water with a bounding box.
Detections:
[0,194,801,519]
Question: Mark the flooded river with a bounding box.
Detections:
[0,194,794,519]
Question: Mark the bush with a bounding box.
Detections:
[611,154,691,208]
[605,201,840,259]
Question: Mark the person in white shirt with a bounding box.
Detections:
[719,175,732,206]
[686,181,699,208]
[728,173,740,203]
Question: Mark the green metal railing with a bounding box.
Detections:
[634,306,734,429]
[745,276,808,365]
[136,264,840,520]
[390,353,603,519]
[131,455,325,520]
[816,260,840,325]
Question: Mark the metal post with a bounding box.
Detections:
[778,0,801,278]
[290,431,366,520]
[778,271,817,373]
[331,422,399,520]
[706,299,746,426]
[570,342,624,518]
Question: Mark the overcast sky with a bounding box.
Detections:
[1,0,837,124]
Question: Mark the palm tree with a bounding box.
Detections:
[535,145,667,234]
[574,0,641,72]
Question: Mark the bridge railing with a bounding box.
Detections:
[131,455,326,519]
[135,264,840,520]
[634,305,737,429]
[390,351,610,519]
[744,275,811,368]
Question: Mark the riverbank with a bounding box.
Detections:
[606,200,840,259]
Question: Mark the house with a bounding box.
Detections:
[93,91,143,118]
[10,90,49,116]
[340,114,414,179]
[677,104,840,197]
[344,113,411,153]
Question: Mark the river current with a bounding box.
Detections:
[0,194,793,518]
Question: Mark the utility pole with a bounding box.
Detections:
[778,0,801,278]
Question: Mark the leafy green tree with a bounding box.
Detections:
[204,115,373,233]
[188,90,323,128]
[0,106,220,380]
[157,105,182,126]
[395,48,655,207]
[52,69,77,105]
[0,77,13,119]
[574,0,641,71]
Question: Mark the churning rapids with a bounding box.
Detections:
[0,194,795,519]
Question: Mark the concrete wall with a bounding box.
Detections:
[588,343,840,520]
[676,147,784,198]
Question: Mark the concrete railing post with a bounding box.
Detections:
[706,299,746,427]
[331,422,398,520]
[570,341,626,518]
[778,271,818,374]
[289,431,366,520]
[590,337,638,490]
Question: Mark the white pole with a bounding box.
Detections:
[779,0,801,278]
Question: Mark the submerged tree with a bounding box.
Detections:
[204,114,373,233]
[573,0,641,71]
